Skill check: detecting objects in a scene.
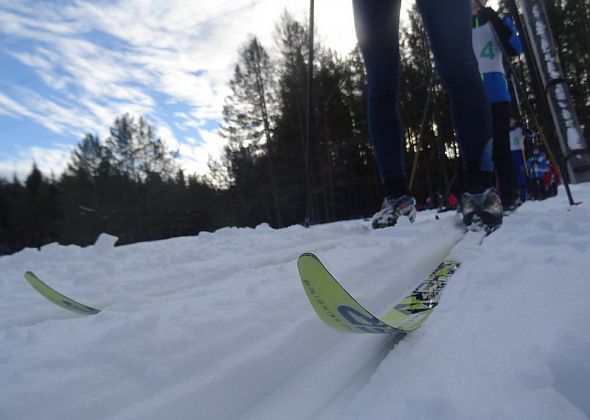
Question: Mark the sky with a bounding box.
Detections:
[0,0,363,182]
[0,0,502,183]
[1,184,589,419]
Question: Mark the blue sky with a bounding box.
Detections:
[0,0,359,181]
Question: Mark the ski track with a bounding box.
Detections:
[0,213,461,420]
[2,186,589,419]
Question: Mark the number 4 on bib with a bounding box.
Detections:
[480,41,496,59]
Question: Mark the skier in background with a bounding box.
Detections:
[471,0,523,211]
[352,0,502,230]
[544,159,560,197]
[509,117,533,203]
[426,196,434,210]
[527,147,549,200]
[448,193,459,210]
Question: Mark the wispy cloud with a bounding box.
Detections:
[0,144,71,181]
[0,0,359,181]
[0,91,36,120]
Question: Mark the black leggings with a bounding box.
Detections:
[491,102,516,204]
[352,0,493,193]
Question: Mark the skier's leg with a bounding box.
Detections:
[417,0,493,189]
[511,150,527,202]
[352,0,407,198]
[418,0,502,226]
[491,102,517,206]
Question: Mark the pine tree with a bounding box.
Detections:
[271,12,312,225]
[220,36,282,226]
[106,114,178,182]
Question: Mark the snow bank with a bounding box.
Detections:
[1,185,589,420]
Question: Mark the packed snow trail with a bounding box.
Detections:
[1,185,590,420]
[0,213,461,420]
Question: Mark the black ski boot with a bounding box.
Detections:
[461,165,503,229]
[462,187,503,229]
[371,195,416,229]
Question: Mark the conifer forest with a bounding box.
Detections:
[1,1,589,254]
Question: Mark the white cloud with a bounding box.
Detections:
[174,128,226,178]
[156,124,180,152]
[20,89,101,135]
[0,91,37,119]
[0,0,362,179]
[0,144,72,182]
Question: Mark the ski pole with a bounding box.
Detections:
[304,0,314,227]
[474,0,576,204]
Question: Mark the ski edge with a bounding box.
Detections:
[24,271,101,316]
[380,258,460,331]
[297,253,461,334]
[298,253,408,334]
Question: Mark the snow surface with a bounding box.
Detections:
[1,185,590,420]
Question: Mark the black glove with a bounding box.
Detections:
[478,7,500,24]
[479,7,513,45]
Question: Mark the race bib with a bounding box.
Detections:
[473,23,505,74]
[510,127,524,151]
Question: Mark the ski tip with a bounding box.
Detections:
[299,252,318,258]
[24,271,39,282]
[298,252,320,263]
[298,252,319,268]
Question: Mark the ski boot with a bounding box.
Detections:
[371,195,416,229]
[461,187,503,231]
[502,196,522,215]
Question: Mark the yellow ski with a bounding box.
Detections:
[297,253,458,334]
[24,271,101,316]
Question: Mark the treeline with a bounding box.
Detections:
[545,0,590,137]
[0,114,229,254]
[219,10,462,229]
[1,5,589,255]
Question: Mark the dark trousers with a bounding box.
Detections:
[511,150,527,202]
[352,0,493,196]
[529,178,546,200]
[491,102,517,205]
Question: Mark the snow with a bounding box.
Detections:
[1,185,590,420]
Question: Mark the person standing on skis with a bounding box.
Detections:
[527,147,549,200]
[471,0,523,211]
[352,0,503,230]
[509,117,534,203]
